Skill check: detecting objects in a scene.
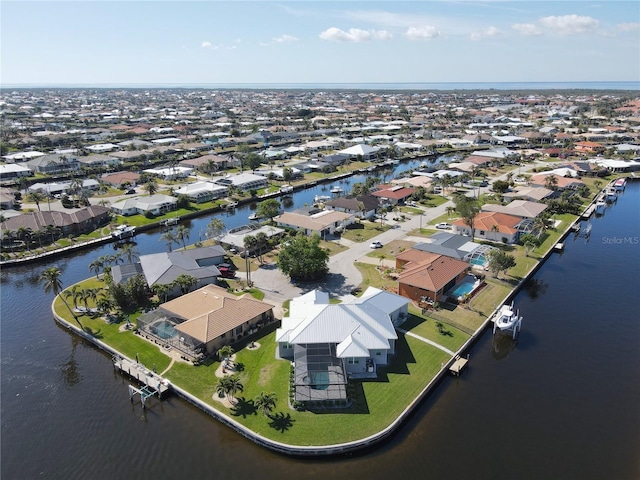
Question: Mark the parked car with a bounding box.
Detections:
[125,189,136,195]
[370,241,383,249]
[435,223,451,230]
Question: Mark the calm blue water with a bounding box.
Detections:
[4,82,639,90]
[1,178,638,480]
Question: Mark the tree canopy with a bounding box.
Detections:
[256,199,281,221]
[454,195,481,240]
[277,233,329,281]
[487,249,517,278]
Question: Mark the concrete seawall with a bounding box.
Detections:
[48,186,599,456]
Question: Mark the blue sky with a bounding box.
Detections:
[1,1,639,85]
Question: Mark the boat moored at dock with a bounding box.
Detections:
[492,302,523,339]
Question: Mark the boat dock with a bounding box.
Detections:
[113,355,170,407]
[449,355,469,376]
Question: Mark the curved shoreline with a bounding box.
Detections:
[46,177,617,456]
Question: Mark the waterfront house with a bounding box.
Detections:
[135,245,227,294]
[324,195,379,219]
[173,181,229,203]
[0,205,110,239]
[397,253,469,304]
[480,200,548,219]
[25,154,81,175]
[0,164,33,181]
[214,172,268,191]
[276,287,409,402]
[111,194,177,217]
[138,284,274,359]
[371,184,416,206]
[274,210,355,237]
[452,211,525,243]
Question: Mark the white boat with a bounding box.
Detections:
[605,187,617,202]
[314,194,331,203]
[614,178,627,191]
[248,212,262,221]
[330,186,344,194]
[279,184,294,194]
[492,302,523,339]
[595,201,606,214]
[112,224,136,239]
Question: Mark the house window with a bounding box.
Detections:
[480,230,485,235]
[348,358,359,364]
[376,351,381,356]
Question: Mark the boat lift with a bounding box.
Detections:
[492,302,523,340]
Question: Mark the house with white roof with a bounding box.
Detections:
[173,181,228,203]
[214,172,268,191]
[338,143,382,161]
[276,287,409,402]
[111,194,177,217]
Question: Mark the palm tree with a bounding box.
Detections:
[533,216,549,239]
[16,226,32,251]
[253,232,268,264]
[40,267,82,329]
[63,285,83,310]
[216,377,230,400]
[160,229,178,252]
[172,274,197,294]
[225,375,244,404]
[26,191,46,212]
[446,206,455,219]
[207,218,225,241]
[175,225,190,251]
[119,243,139,264]
[151,283,171,303]
[254,392,277,417]
[217,345,235,367]
[143,179,158,196]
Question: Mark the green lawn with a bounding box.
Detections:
[401,313,471,352]
[340,222,392,243]
[354,262,399,293]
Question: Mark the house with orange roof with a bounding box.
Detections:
[574,141,605,154]
[452,211,525,244]
[371,184,416,205]
[397,254,469,303]
[529,173,585,191]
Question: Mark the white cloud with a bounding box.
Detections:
[201,41,212,49]
[539,14,599,35]
[470,26,502,41]
[405,26,440,40]
[273,34,299,44]
[617,22,640,32]
[319,27,392,42]
[512,23,542,36]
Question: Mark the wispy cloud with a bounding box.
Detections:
[273,34,299,44]
[538,14,599,35]
[512,23,542,36]
[201,41,237,51]
[470,26,502,41]
[617,22,640,32]
[319,27,392,42]
[405,26,441,40]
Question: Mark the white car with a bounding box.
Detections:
[370,241,383,249]
[435,223,451,230]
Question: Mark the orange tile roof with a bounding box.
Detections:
[398,255,469,292]
[161,285,273,343]
[452,211,521,234]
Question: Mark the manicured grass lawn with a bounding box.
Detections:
[354,262,398,292]
[340,222,392,243]
[421,195,449,208]
[366,239,415,260]
[401,313,471,352]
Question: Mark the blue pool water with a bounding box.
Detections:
[310,371,330,390]
[154,320,177,339]
[449,277,476,298]
[470,256,487,266]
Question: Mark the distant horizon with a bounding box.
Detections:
[2,81,639,91]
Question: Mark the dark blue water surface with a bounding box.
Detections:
[1,176,638,480]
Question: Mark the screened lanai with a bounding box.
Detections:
[293,343,348,402]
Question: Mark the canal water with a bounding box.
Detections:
[1,176,638,479]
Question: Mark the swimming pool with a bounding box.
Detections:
[303,370,330,390]
[448,275,478,298]
[470,256,487,266]
[152,320,178,339]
